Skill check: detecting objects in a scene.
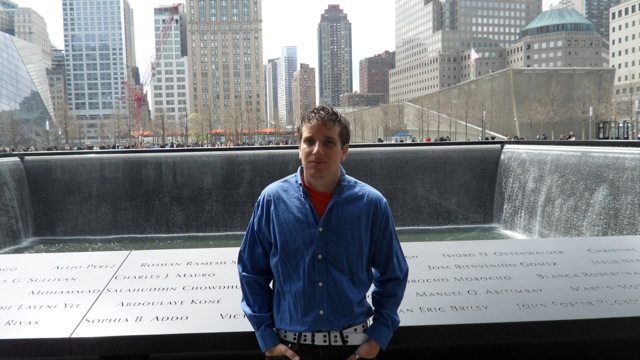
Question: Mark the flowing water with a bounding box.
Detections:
[0,159,33,248]
[1,225,521,254]
[494,145,640,238]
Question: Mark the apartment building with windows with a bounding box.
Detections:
[609,0,640,98]
[150,4,188,134]
[292,63,316,122]
[359,51,395,104]
[318,4,352,107]
[185,0,264,137]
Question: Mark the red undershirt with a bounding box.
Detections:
[303,179,333,219]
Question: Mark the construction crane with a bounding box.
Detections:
[119,4,180,121]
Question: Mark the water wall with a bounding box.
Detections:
[0,158,32,249]
[3,142,639,250]
[495,145,640,238]
[0,145,502,248]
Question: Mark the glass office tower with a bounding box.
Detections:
[62,0,135,143]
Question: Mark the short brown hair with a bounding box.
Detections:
[297,105,350,146]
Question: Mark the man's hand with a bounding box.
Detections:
[348,339,380,359]
[265,343,300,360]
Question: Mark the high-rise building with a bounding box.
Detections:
[277,46,297,126]
[0,0,17,35]
[609,1,640,99]
[123,0,136,86]
[292,63,316,122]
[360,51,395,104]
[265,58,279,126]
[557,0,621,40]
[62,0,136,142]
[47,48,68,134]
[317,5,352,107]
[390,0,542,104]
[14,7,52,68]
[150,4,188,137]
[186,0,265,140]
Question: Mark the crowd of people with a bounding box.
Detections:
[0,130,585,153]
[0,139,298,153]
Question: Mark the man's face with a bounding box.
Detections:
[298,121,348,191]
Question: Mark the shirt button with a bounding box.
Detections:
[317,254,323,260]
[319,310,324,315]
[318,281,323,287]
[318,227,323,232]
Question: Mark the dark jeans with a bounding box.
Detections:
[265,340,376,360]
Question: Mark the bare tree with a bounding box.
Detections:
[459,93,472,141]
[595,95,616,139]
[520,98,540,140]
[414,97,430,141]
[348,112,359,142]
[541,82,564,140]
[203,103,215,145]
[152,108,169,145]
[0,112,22,149]
[378,104,393,142]
[55,103,75,146]
[434,92,443,138]
[572,80,597,140]
[188,112,204,144]
[446,97,455,140]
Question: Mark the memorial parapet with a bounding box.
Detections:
[1,237,639,358]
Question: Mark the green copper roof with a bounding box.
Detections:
[522,8,596,36]
[524,8,594,31]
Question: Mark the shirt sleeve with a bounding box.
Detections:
[237,195,280,352]
[366,199,409,349]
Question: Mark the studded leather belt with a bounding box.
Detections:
[277,321,369,346]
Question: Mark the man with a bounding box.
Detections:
[238,105,409,360]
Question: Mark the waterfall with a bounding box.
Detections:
[494,145,640,238]
[0,158,33,248]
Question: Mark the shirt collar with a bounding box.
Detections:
[295,166,347,192]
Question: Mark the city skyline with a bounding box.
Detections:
[13,0,556,92]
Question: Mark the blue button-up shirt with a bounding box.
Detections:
[238,166,409,352]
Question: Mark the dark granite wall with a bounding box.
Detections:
[0,144,502,246]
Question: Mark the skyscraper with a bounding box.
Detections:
[317,5,352,107]
[292,63,316,122]
[265,58,279,126]
[47,48,68,136]
[277,46,297,126]
[390,0,542,104]
[62,0,136,143]
[150,4,188,139]
[186,0,264,141]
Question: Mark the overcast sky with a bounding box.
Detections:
[14,0,556,91]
